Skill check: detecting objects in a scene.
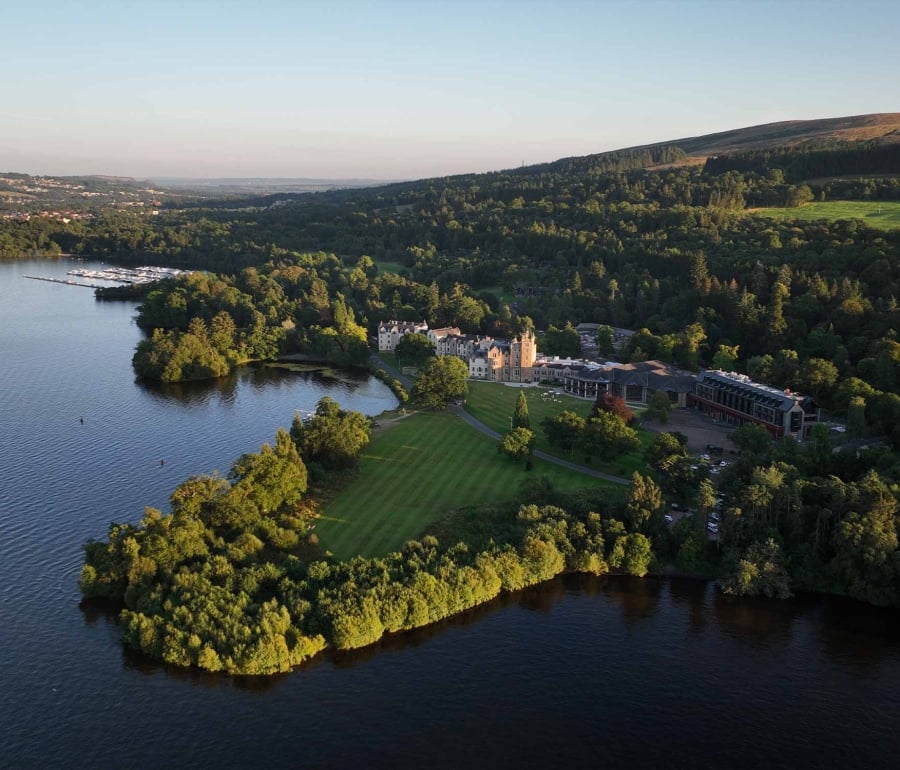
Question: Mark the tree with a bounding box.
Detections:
[696,479,717,532]
[645,432,687,470]
[771,349,799,387]
[711,344,740,371]
[644,390,672,424]
[625,472,663,532]
[592,391,634,425]
[595,325,615,356]
[394,332,435,367]
[580,412,639,460]
[543,322,581,358]
[829,472,900,606]
[499,427,535,463]
[847,396,867,439]
[541,411,586,457]
[622,533,653,577]
[229,428,308,515]
[295,397,372,470]
[721,538,792,599]
[731,423,772,456]
[412,356,469,409]
[797,357,838,402]
[512,390,530,430]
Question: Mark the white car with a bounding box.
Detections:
[664,514,673,523]
[707,522,719,533]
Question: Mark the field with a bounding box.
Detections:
[316,410,604,560]
[371,258,407,274]
[752,201,900,229]
[464,381,653,477]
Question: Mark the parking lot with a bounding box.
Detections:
[643,407,739,455]
[648,408,733,540]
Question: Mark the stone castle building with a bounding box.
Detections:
[381,320,537,382]
[377,320,428,352]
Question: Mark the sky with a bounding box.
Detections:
[1,0,898,180]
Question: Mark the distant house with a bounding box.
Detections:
[689,370,819,438]
[378,320,428,352]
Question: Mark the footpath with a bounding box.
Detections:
[371,352,630,485]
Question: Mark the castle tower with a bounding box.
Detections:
[509,330,536,381]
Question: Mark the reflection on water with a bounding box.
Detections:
[135,362,380,409]
[4,259,900,769]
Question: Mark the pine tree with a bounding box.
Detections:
[513,390,530,430]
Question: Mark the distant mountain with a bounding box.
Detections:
[530,113,900,175]
[664,112,900,155]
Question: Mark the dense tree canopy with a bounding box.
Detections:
[412,356,469,409]
[55,134,900,650]
[290,397,372,471]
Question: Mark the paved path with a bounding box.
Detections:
[370,350,629,486]
[370,352,414,389]
[449,405,630,485]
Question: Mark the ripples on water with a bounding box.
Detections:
[1,260,899,768]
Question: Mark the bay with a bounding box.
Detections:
[1,259,899,768]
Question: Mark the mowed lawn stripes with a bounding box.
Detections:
[316,411,603,560]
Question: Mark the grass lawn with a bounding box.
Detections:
[316,410,606,560]
[372,258,408,274]
[751,200,900,229]
[464,381,653,477]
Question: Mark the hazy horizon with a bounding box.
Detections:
[3,0,898,179]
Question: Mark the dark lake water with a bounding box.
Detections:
[2,259,900,768]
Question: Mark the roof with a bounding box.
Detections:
[605,360,696,393]
[697,370,805,412]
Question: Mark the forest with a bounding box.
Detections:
[80,406,652,674]
[56,134,900,669]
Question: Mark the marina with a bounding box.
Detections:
[24,265,191,288]
[66,265,191,284]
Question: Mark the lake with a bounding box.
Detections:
[1,259,899,768]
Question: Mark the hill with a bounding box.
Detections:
[532,113,900,175]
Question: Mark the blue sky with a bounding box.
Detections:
[1,0,897,179]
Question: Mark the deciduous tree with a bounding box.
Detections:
[412,356,469,409]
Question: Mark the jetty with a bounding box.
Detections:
[24,275,102,288]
